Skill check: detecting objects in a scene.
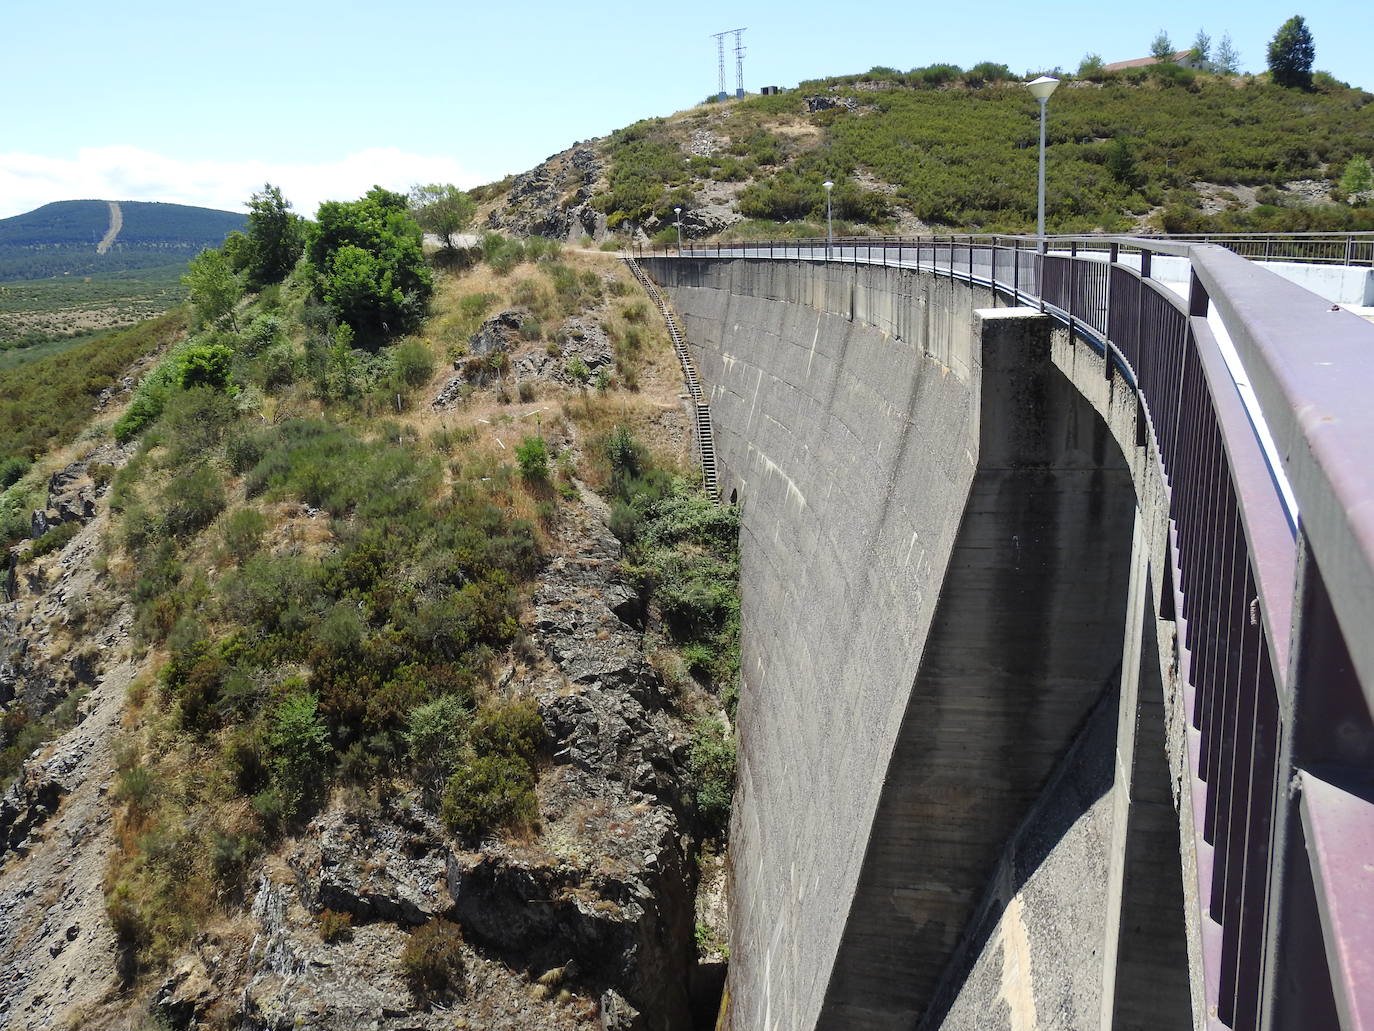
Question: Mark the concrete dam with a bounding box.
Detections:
[638,247,1374,1031]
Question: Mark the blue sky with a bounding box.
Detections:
[1,0,1365,219]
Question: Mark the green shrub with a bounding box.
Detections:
[606,425,643,488]
[440,753,538,841]
[965,62,1013,86]
[469,698,545,763]
[222,507,268,563]
[401,919,466,997]
[908,63,963,87]
[157,385,237,466]
[116,763,158,819]
[480,232,525,274]
[515,435,549,482]
[688,718,736,841]
[161,464,226,538]
[22,520,80,561]
[178,342,236,391]
[266,692,331,815]
[317,908,354,943]
[0,456,29,489]
[391,339,435,388]
[458,292,497,320]
[209,830,259,885]
[405,694,471,788]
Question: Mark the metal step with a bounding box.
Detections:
[627,257,720,503]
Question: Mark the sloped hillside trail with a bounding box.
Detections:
[0,505,144,1031]
[96,202,123,255]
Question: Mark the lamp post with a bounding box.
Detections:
[674,207,683,254]
[1026,75,1059,250]
[823,180,834,259]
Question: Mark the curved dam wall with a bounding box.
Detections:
[639,258,1172,1030]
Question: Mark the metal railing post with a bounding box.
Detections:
[1013,238,1021,302]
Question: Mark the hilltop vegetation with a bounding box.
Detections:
[487,62,1374,239]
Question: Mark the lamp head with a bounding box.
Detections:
[1026,75,1059,102]
[674,207,681,215]
[823,180,834,190]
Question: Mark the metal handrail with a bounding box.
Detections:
[637,230,1374,267]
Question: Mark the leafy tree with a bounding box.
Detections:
[1341,156,1374,203]
[308,187,432,345]
[409,184,476,252]
[1267,15,1315,89]
[183,248,240,331]
[1150,31,1175,62]
[514,435,549,481]
[1191,29,1212,62]
[1078,53,1105,77]
[267,692,332,806]
[1215,34,1241,74]
[242,184,305,288]
[1106,137,1142,189]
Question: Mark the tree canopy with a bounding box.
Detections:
[1341,156,1374,203]
[1267,15,1315,89]
[308,187,432,345]
[1215,34,1242,75]
[409,184,476,251]
[242,184,306,288]
[183,247,241,331]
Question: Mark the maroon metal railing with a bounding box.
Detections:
[639,234,1374,1031]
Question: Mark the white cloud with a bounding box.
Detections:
[0,146,483,220]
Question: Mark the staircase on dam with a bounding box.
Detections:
[624,256,719,503]
[637,235,1374,1031]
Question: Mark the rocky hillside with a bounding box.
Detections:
[0,210,735,1029]
[478,63,1374,242]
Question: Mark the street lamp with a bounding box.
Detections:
[674,207,683,254]
[1026,75,1059,249]
[823,180,834,259]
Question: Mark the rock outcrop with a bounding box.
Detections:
[487,145,609,243]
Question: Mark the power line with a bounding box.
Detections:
[712,28,746,102]
[734,28,747,99]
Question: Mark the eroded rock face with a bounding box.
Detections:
[512,316,615,388]
[304,805,450,926]
[488,146,609,243]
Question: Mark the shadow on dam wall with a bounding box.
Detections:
[639,257,1191,1031]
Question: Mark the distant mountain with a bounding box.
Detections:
[0,200,246,282]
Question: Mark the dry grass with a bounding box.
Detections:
[375,250,692,499]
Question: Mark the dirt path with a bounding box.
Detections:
[95,201,122,255]
[0,654,136,1030]
[0,496,145,1030]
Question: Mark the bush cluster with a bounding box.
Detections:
[602,427,741,698]
[401,919,467,998]
[606,72,1374,235]
[440,698,544,842]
